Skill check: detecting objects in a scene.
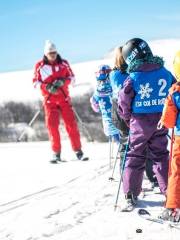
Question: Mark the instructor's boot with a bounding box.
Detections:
[75,150,89,161]
[50,152,61,164]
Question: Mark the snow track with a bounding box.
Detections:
[0,141,179,240]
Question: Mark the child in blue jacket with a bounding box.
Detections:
[90,65,120,142]
[109,47,129,165]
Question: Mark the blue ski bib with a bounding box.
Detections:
[109,70,128,100]
[131,67,173,114]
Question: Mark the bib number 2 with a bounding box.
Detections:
[158,79,167,97]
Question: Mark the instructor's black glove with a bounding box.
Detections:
[46,79,65,94]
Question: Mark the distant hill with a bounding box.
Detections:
[0,39,179,103]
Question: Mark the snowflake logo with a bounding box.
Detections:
[138,83,153,99]
[99,99,106,109]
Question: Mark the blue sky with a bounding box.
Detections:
[0,0,180,72]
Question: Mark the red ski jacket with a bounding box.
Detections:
[33,58,75,101]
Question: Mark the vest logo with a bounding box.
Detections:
[135,98,165,108]
[40,65,52,81]
[138,83,153,99]
[99,99,107,109]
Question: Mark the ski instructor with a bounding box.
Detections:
[33,40,87,163]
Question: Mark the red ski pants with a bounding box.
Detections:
[44,100,81,153]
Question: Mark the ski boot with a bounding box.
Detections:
[159,208,180,222]
[50,152,62,164]
[121,192,137,212]
[75,150,89,161]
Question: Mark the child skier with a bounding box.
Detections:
[158,51,180,222]
[111,46,158,186]
[90,65,121,143]
[109,47,129,101]
[118,38,175,211]
[109,47,129,164]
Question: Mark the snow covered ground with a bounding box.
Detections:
[0,140,179,240]
[0,39,180,239]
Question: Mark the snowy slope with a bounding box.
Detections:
[0,38,180,103]
[0,40,180,240]
[0,59,113,103]
[0,140,179,240]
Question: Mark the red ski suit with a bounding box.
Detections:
[33,58,81,153]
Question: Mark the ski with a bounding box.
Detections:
[50,159,67,164]
[81,156,89,161]
[138,209,180,230]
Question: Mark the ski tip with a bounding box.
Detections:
[81,157,89,161]
[136,229,143,233]
[109,177,115,181]
[138,209,151,216]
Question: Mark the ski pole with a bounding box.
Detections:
[16,95,50,142]
[167,134,171,140]
[168,128,174,176]
[72,107,94,142]
[59,87,94,142]
[109,137,112,169]
[109,141,121,181]
[17,109,41,142]
[114,133,130,211]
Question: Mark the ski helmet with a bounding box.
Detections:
[122,38,153,65]
[173,51,180,81]
[95,65,111,81]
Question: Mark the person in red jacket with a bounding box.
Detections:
[33,40,87,163]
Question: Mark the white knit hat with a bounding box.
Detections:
[44,40,57,55]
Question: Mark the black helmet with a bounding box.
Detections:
[122,38,153,65]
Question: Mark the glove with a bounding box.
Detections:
[112,133,121,143]
[46,79,65,94]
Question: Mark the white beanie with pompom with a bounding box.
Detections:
[44,40,57,56]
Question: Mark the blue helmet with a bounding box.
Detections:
[95,65,111,81]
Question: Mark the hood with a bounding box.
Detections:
[128,55,164,73]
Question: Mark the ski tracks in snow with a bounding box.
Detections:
[0,141,179,240]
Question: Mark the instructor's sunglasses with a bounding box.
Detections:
[48,52,57,55]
